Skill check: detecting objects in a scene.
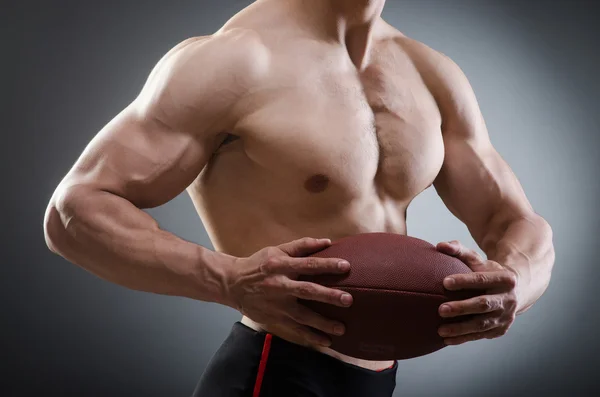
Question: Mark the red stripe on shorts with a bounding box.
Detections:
[252,333,273,397]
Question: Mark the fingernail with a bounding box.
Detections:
[341,293,353,305]
[320,238,332,244]
[334,324,345,335]
[338,261,350,270]
[438,328,451,337]
[440,304,451,315]
[320,339,332,347]
[444,278,455,288]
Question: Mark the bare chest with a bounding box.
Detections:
[229,46,444,205]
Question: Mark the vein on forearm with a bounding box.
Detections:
[479,210,555,312]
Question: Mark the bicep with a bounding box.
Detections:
[434,136,532,239]
[62,105,217,208]
[59,36,247,208]
[431,54,533,243]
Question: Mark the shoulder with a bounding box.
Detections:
[388,32,480,123]
[378,25,483,135]
[374,20,467,87]
[148,29,270,92]
[388,33,465,85]
[134,29,270,122]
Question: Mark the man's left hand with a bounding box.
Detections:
[436,240,520,345]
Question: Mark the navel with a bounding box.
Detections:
[304,174,330,193]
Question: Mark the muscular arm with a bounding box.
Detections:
[416,46,555,314]
[44,32,266,304]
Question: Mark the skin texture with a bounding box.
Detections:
[44,0,554,371]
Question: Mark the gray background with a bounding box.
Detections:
[4,0,599,396]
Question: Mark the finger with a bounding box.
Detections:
[438,313,499,338]
[444,327,506,346]
[287,280,353,307]
[443,271,518,291]
[283,256,350,275]
[436,241,485,269]
[278,237,332,257]
[439,295,502,318]
[278,318,332,347]
[289,304,346,336]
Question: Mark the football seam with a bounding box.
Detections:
[335,286,447,299]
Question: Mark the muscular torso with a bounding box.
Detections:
[189,11,445,370]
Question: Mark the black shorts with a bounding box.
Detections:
[192,321,397,397]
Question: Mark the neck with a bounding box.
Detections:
[327,0,386,26]
[281,0,386,68]
[257,0,384,38]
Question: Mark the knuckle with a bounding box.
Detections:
[489,260,504,270]
[489,299,501,311]
[478,297,492,311]
[468,251,482,261]
[474,273,487,284]
[263,275,284,290]
[300,237,314,245]
[304,257,318,269]
[261,257,279,273]
[477,319,489,331]
[489,274,500,284]
[477,320,487,331]
[505,273,518,288]
[297,284,315,297]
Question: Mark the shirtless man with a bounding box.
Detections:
[43,0,555,396]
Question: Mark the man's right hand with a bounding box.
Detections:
[225,237,353,347]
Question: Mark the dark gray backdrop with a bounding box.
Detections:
[4,1,599,396]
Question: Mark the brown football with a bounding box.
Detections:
[299,232,477,361]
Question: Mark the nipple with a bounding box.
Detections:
[304,174,330,193]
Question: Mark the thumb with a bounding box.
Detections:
[278,237,332,257]
[437,240,485,270]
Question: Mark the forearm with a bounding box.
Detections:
[44,185,234,305]
[481,214,555,314]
